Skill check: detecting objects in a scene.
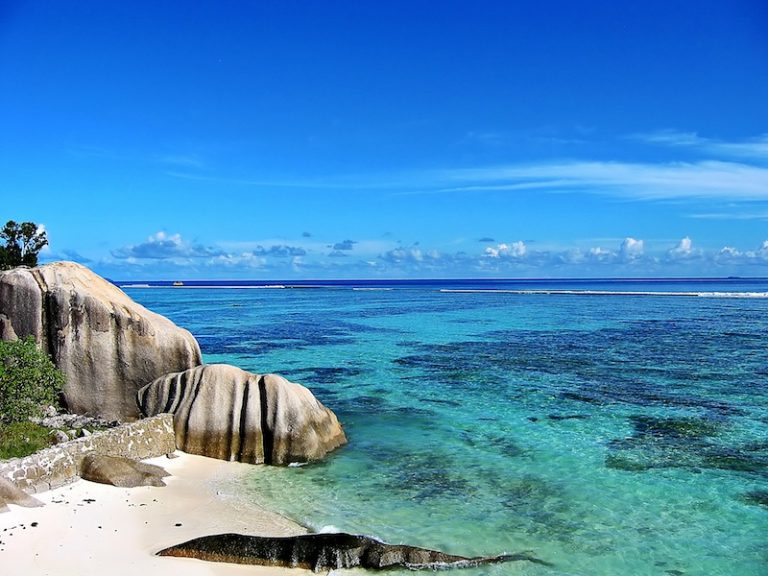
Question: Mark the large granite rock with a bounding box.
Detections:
[138,364,347,465]
[0,262,202,420]
[79,454,169,487]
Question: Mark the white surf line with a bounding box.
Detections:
[439,289,768,298]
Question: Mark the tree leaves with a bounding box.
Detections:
[0,220,48,270]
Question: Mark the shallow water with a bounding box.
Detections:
[128,280,768,576]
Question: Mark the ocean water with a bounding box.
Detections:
[125,279,768,576]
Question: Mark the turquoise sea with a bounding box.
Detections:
[123,279,768,576]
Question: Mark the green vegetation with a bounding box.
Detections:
[0,338,115,459]
[0,220,64,459]
[0,421,53,459]
[0,337,64,423]
[0,220,48,270]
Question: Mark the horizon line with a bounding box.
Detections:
[111,275,768,283]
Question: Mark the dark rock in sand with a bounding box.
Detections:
[0,477,44,512]
[157,532,552,572]
[79,454,170,488]
[137,364,347,465]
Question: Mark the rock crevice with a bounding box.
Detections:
[257,376,274,465]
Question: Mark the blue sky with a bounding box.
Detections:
[2,0,767,279]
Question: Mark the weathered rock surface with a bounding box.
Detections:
[79,454,170,488]
[0,477,44,512]
[138,364,347,465]
[157,532,552,572]
[0,262,202,420]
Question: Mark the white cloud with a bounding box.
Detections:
[735,240,768,261]
[619,237,644,260]
[677,236,692,253]
[437,160,768,201]
[96,226,768,279]
[381,247,427,264]
[689,211,768,221]
[585,246,616,263]
[251,245,306,258]
[376,245,473,274]
[668,236,696,259]
[634,130,704,147]
[211,252,267,268]
[589,246,613,258]
[111,232,312,264]
[331,239,356,251]
[555,240,651,267]
[713,240,768,265]
[484,241,526,259]
[112,231,225,260]
[291,255,304,272]
[159,131,768,211]
[633,130,768,161]
[719,246,741,258]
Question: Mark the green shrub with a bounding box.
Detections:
[0,337,64,423]
[0,421,53,459]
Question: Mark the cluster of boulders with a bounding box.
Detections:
[0,262,346,467]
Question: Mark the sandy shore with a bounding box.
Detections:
[0,452,313,576]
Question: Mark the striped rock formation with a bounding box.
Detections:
[0,262,202,420]
[137,364,347,465]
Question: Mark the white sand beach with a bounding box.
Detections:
[0,452,313,576]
